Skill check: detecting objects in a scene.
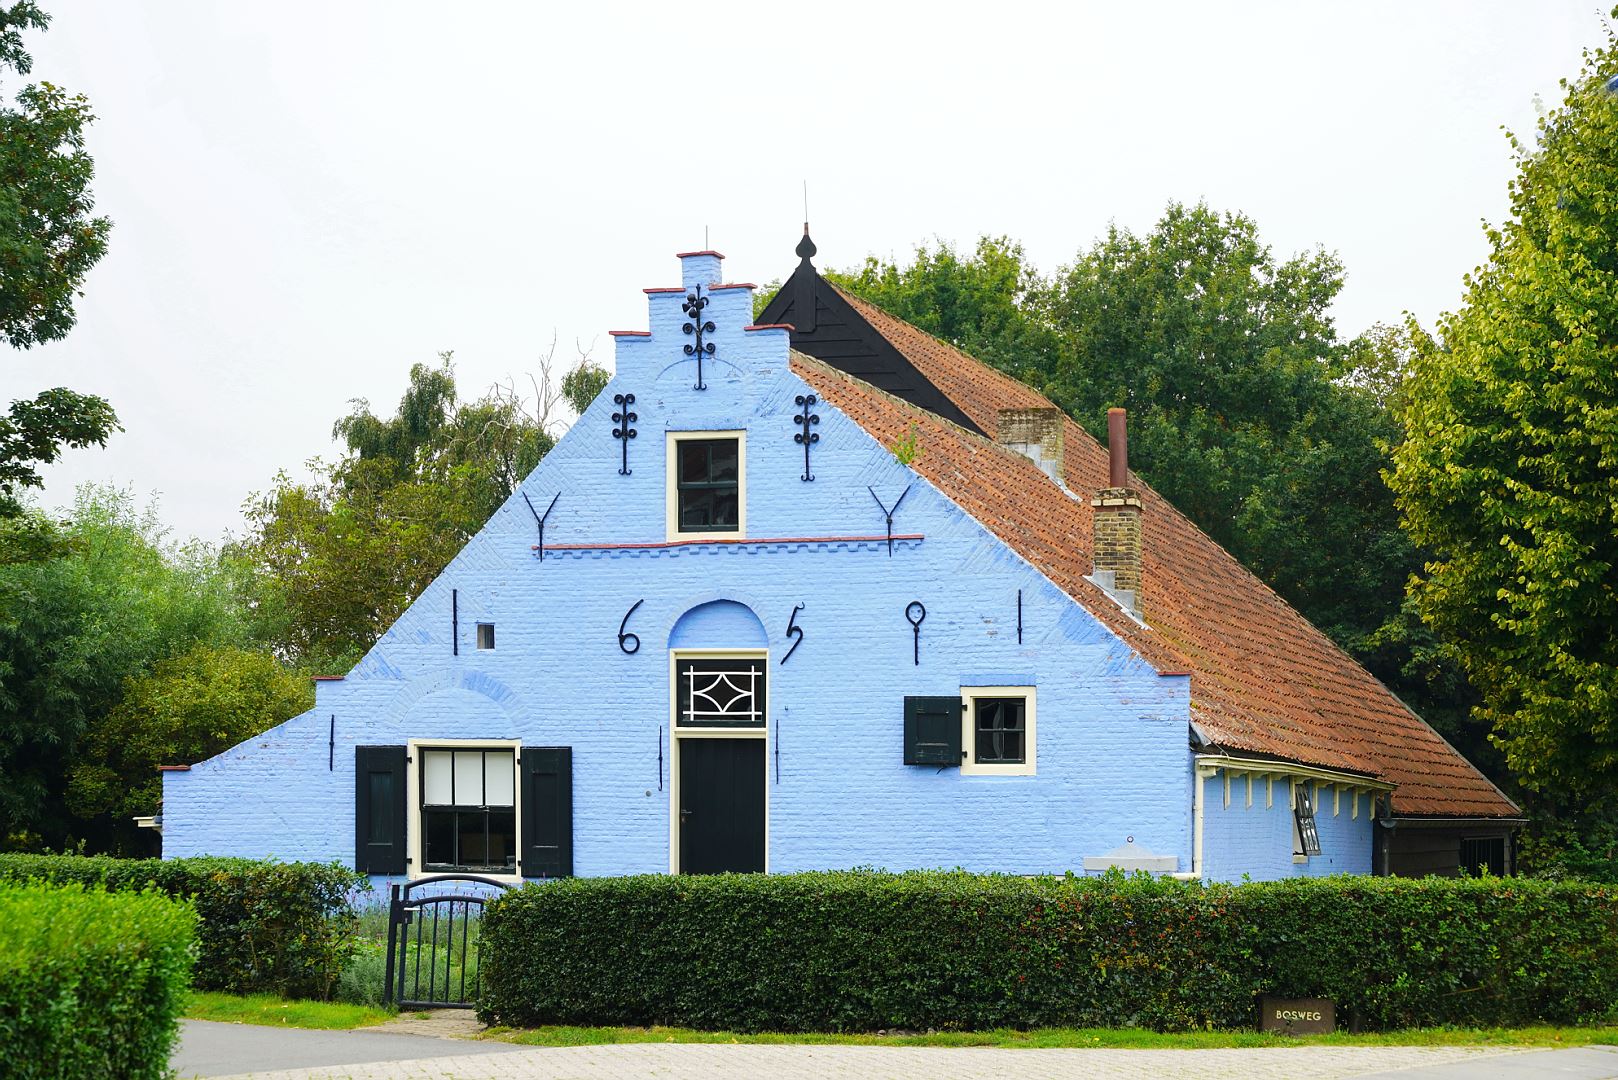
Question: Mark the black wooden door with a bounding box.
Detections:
[678,738,765,874]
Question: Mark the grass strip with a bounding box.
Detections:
[185,992,393,1030]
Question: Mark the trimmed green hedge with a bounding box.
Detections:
[0,854,365,999]
[478,871,1618,1032]
[0,882,196,1080]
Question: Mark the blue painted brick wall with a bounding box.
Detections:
[1199,768,1374,881]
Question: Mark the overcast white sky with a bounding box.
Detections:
[8,2,1606,542]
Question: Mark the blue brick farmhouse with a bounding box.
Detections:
[159,238,1522,883]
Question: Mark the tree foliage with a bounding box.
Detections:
[0,488,254,849]
[236,351,592,669]
[0,2,110,349]
[66,644,312,824]
[1389,29,1618,799]
[0,4,118,514]
[832,211,1434,703]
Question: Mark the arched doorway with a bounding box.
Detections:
[667,600,768,874]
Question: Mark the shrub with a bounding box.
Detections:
[0,882,196,1080]
[477,871,1618,1032]
[0,854,365,999]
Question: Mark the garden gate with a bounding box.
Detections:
[383,874,509,1009]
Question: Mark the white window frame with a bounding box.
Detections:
[405,738,522,884]
[960,685,1036,776]
[667,648,769,874]
[666,430,746,541]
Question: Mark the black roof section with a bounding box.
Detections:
[759,231,985,436]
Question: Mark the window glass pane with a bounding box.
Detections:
[367,771,393,845]
[709,440,738,481]
[487,808,516,870]
[477,623,495,650]
[423,751,453,805]
[484,751,515,807]
[679,441,710,483]
[677,658,767,727]
[975,697,1025,764]
[453,751,484,806]
[457,811,489,868]
[423,808,456,869]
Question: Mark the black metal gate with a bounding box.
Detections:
[383,874,509,1009]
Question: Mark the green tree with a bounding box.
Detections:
[1388,31,1618,799]
[67,644,312,835]
[0,2,109,348]
[0,3,118,513]
[0,487,254,849]
[238,352,585,669]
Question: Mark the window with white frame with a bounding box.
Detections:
[1292,782,1322,857]
[674,656,767,728]
[420,747,516,873]
[960,686,1036,775]
[667,431,745,539]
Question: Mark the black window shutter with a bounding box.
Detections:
[354,745,407,875]
[904,696,963,766]
[521,746,573,878]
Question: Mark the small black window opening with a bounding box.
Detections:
[676,438,740,533]
[1461,835,1507,876]
[973,696,1026,765]
[421,748,517,874]
[1293,783,1323,856]
[476,623,495,650]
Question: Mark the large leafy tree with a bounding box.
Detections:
[0,2,117,513]
[1389,31,1618,800]
[67,644,312,837]
[834,214,1422,661]
[0,487,254,849]
[237,352,604,670]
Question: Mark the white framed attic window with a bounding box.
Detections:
[960,686,1036,776]
[666,430,746,541]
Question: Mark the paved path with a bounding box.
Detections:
[173,1019,526,1078]
[179,1033,1618,1080]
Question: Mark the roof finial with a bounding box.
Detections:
[796,181,817,263]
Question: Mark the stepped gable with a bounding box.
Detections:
[794,288,1520,819]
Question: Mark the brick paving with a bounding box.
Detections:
[209,1042,1531,1080]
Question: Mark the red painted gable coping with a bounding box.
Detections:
[709,283,756,292]
[157,765,191,771]
[745,323,794,332]
[643,287,685,294]
[312,675,345,681]
[608,330,651,337]
[674,249,725,259]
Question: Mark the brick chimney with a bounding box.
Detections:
[996,407,1065,483]
[1091,408,1143,613]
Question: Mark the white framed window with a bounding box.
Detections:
[961,685,1036,776]
[666,430,746,540]
[407,739,521,881]
[1292,780,1322,857]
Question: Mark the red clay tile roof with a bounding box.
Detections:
[794,288,1519,819]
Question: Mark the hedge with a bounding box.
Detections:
[0,854,365,999]
[478,871,1618,1032]
[0,882,196,1080]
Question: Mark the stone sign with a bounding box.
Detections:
[1257,995,1335,1035]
